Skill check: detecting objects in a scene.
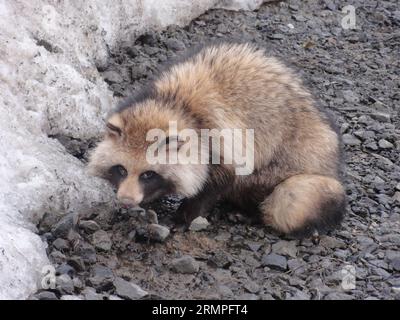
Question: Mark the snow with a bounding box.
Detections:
[0,0,267,299]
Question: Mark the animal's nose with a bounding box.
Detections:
[118,197,140,208]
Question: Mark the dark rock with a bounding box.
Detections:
[35,291,58,300]
[114,277,148,300]
[67,256,85,272]
[52,238,69,251]
[261,253,287,271]
[56,274,74,295]
[271,240,298,258]
[208,250,232,269]
[79,220,100,233]
[74,242,97,264]
[51,213,75,238]
[87,265,114,291]
[56,263,75,277]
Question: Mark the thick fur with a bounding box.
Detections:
[88,43,345,237]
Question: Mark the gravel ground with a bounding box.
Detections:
[33,0,399,300]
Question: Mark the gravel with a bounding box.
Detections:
[33,0,399,300]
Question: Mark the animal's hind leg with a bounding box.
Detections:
[260,174,345,238]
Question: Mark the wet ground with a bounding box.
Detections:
[34,0,399,300]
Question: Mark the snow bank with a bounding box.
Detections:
[0,0,267,299]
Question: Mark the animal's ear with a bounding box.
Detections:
[106,114,123,138]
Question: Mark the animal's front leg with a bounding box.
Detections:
[175,190,219,227]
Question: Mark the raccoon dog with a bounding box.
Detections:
[89,42,345,237]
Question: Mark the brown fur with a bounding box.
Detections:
[88,43,345,237]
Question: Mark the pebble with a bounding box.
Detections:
[147,224,170,242]
[52,238,69,251]
[171,255,199,274]
[271,240,298,258]
[92,230,112,252]
[103,70,123,84]
[74,242,97,264]
[371,112,391,122]
[189,216,210,231]
[51,213,75,238]
[35,291,58,300]
[114,277,148,300]
[208,250,232,269]
[79,220,100,233]
[60,295,83,300]
[56,274,74,295]
[261,253,288,271]
[87,265,114,291]
[378,139,394,149]
[342,134,361,146]
[81,287,103,300]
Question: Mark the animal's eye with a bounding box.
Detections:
[140,170,157,180]
[113,165,128,178]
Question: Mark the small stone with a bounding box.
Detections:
[51,213,75,238]
[92,230,112,251]
[271,240,298,258]
[145,209,159,224]
[189,216,210,231]
[56,263,75,277]
[75,242,97,264]
[365,142,379,151]
[378,139,394,149]
[393,192,400,204]
[60,295,83,300]
[87,265,114,291]
[386,250,400,271]
[208,250,232,269]
[68,256,85,272]
[103,70,123,84]
[49,250,66,264]
[35,291,58,300]
[371,112,391,122]
[261,253,288,271]
[171,255,199,274]
[114,277,148,300]
[165,38,185,51]
[237,293,259,300]
[342,134,361,146]
[342,90,359,103]
[218,285,233,298]
[268,33,284,40]
[79,220,100,233]
[147,224,170,242]
[319,236,346,249]
[73,277,84,290]
[244,281,260,294]
[81,287,103,300]
[52,238,69,251]
[325,292,354,300]
[56,274,74,295]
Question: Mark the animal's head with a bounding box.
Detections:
[88,99,208,208]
